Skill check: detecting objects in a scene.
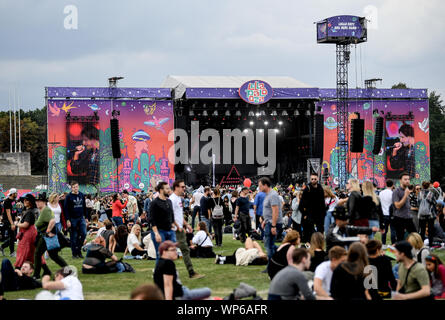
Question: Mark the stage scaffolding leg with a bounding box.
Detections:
[336,43,350,189]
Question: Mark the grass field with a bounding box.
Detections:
[3,232,445,300]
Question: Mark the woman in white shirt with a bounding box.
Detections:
[190,221,215,258]
[48,192,62,233]
[41,266,84,300]
[126,224,147,258]
[323,187,339,236]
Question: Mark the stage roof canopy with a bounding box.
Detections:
[161,76,312,99]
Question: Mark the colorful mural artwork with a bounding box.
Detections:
[47,99,174,194]
[319,100,430,188]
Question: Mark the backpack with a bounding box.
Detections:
[211,198,224,219]
[418,190,436,218]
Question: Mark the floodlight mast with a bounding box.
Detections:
[316,15,367,189]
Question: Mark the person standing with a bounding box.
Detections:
[418,181,440,246]
[392,172,416,242]
[259,177,283,260]
[14,194,39,268]
[143,192,152,223]
[111,193,128,227]
[393,240,432,300]
[299,173,326,242]
[199,187,211,233]
[190,186,204,230]
[169,179,204,279]
[1,188,18,257]
[34,194,67,279]
[64,182,88,259]
[362,181,384,240]
[208,188,224,247]
[346,179,366,227]
[149,182,177,262]
[253,189,266,238]
[234,187,252,243]
[124,190,139,224]
[379,179,395,245]
[48,193,62,233]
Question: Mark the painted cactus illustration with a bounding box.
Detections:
[130,153,162,189]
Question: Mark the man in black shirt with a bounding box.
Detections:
[1,188,18,257]
[149,182,177,263]
[199,187,211,232]
[153,240,211,300]
[234,187,252,243]
[0,259,41,299]
[299,174,326,243]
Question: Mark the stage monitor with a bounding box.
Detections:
[316,15,367,44]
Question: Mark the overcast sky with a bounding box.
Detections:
[0,0,444,111]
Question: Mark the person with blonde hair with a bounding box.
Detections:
[267,230,301,279]
[126,224,147,258]
[346,179,366,226]
[407,232,430,266]
[323,186,338,236]
[48,192,62,233]
[362,181,384,239]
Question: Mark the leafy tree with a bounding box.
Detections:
[429,91,445,183]
[391,83,409,89]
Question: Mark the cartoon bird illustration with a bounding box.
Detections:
[60,101,77,113]
[418,117,429,133]
[144,116,170,134]
[48,102,61,117]
[144,102,156,115]
[88,103,101,111]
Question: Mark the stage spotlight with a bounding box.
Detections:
[249,121,254,126]
[277,103,281,109]
[271,110,278,116]
[248,111,255,117]
[305,110,311,116]
[288,102,292,108]
[202,110,208,116]
[259,129,264,133]
[264,121,269,126]
[203,103,207,108]
[281,110,288,116]
[275,129,279,133]
[243,129,249,133]
[189,110,195,117]
[225,110,231,116]
[294,110,300,116]
[213,110,218,116]
[255,112,260,117]
[215,102,218,108]
[260,110,266,117]
[224,102,228,108]
[235,110,241,117]
[278,121,283,125]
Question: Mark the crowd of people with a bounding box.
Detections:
[1,172,445,300]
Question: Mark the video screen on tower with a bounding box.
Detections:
[66,120,100,185]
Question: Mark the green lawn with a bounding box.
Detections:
[2,234,271,300]
[3,233,445,300]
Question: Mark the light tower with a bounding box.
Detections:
[316,15,367,189]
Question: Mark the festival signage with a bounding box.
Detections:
[317,15,366,43]
[239,80,274,105]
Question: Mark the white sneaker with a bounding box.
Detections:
[9,252,16,258]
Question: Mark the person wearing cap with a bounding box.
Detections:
[34,193,68,279]
[325,206,378,252]
[234,186,252,243]
[153,240,211,300]
[13,194,39,268]
[1,188,18,257]
[393,240,432,300]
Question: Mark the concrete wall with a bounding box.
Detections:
[0,152,31,176]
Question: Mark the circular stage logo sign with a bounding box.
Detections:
[239,80,274,105]
[139,183,145,189]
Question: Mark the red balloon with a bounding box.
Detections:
[243,178,252,188]
[433,182,440,188]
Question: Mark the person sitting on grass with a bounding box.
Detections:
[153,240,211,300]
[214,237,268,266]
[0,259,42,300]
[366,239,397,299]
[425,254,445,299]
[268,247,332,300]
[40,266,84,300]
[190,221,216,258]
[267,230,300,280]
[313,246,347,298]
[125,224,148,259]
[130,283,164,300]
[82,236,123,274]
